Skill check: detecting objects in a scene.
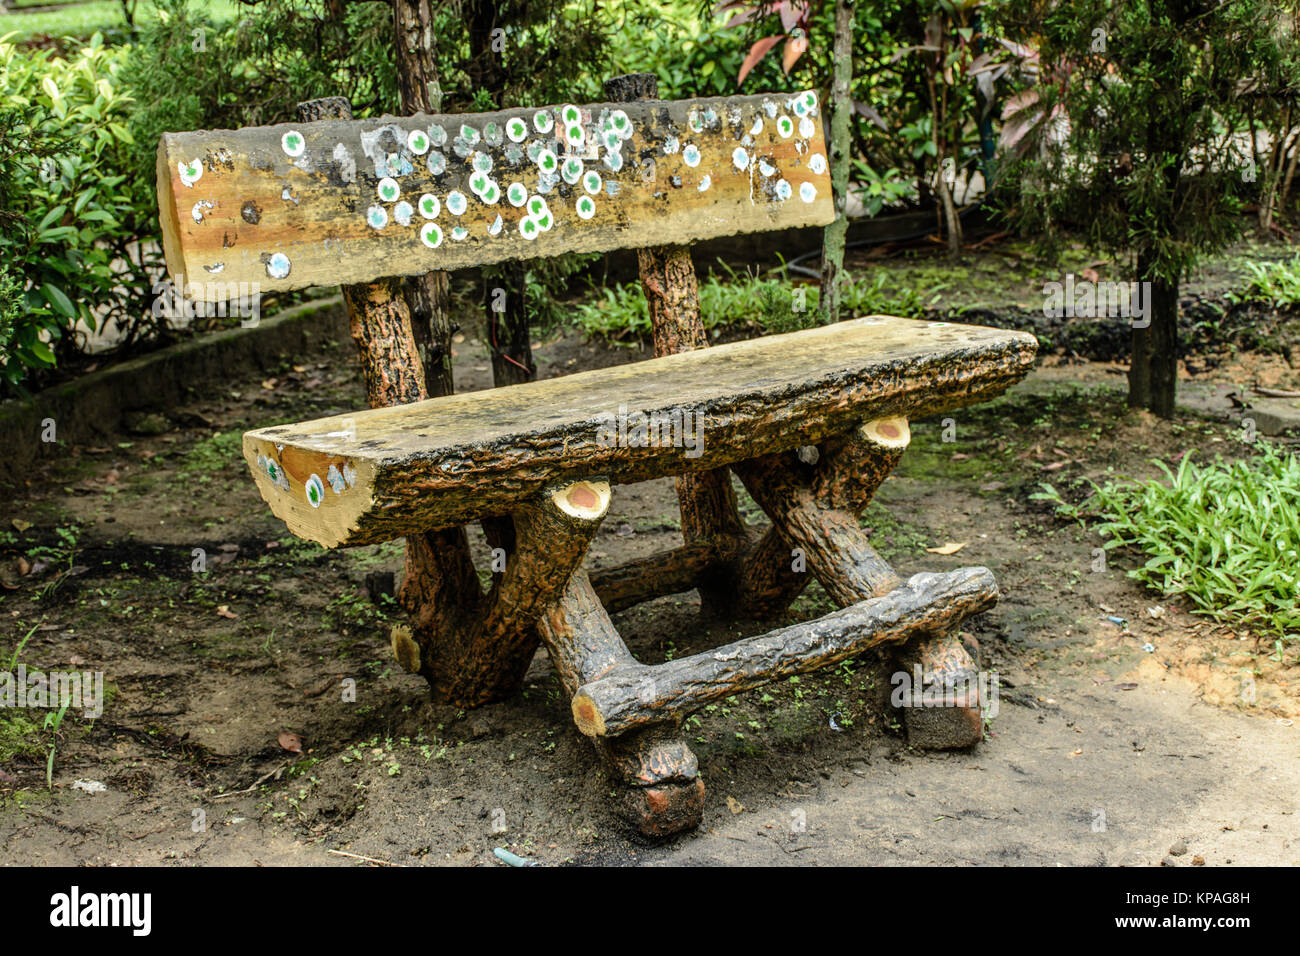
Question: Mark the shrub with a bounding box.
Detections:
[0,31,139,392]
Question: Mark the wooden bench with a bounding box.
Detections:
[158,75,1037,837]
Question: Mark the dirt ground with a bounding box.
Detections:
[1,311,1297,867]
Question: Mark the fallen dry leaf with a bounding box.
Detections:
[926,542,967,555]
[278,732,304,755]
[11,519,31,532]
[726,796,744,815]
[215,605,238,620]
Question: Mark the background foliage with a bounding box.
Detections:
[2,0,1299,396]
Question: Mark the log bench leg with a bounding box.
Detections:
[410,480,610,706]
[733,416,989,749]
[536,568,704,838]
[731,417,910,615]
[610,71,750,618]
[893,631,985,750]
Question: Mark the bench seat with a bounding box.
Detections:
[244,315,1035,547]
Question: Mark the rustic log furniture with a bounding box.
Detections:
[157,76,1037,837]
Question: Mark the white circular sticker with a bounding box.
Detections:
[281,130,306,157]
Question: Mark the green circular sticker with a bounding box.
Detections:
[305,474,324,508]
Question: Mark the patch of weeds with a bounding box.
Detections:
[857,501,929,563]
[0,711,43,762]
[1035,440,1300,639]
[324,591,388,630]
[1226,255,1300,309]
[180,431,244,482]
[570,261,939,343]
[28,526,79,600]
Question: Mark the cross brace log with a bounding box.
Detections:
[570,565,999,738]
[589,538,749,614]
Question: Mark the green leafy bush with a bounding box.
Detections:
[1226,256,1300,310]
[1035,444,1300,639]
[602,0,803,100]
[0,31,138,391]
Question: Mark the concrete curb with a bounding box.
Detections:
[0,296,346,489]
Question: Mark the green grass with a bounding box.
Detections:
[2,0,242,42]
[1036,441,1300,640]
[571,264,942,343]
[1226,254,1300,310]
[181,430,244,479]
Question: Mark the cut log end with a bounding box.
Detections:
[862,415,910,449]
[572,694,607,737]
[553,479,611,521]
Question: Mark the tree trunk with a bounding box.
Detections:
[1130,252,1178,418]
[938,164,962,257]
[1147,273,1179,419]
[1128,254,1153,412]
[818,0,855,324]
[487,262,536,386]
[393,0,456,398]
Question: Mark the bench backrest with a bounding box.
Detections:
[157,92,835,299]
